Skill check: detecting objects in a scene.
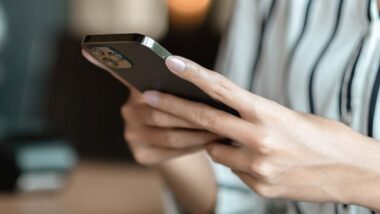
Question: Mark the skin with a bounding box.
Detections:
[141,56,380,211]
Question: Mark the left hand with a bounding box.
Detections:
[142,56,379,204]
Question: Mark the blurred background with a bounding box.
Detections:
[0,0,233,213]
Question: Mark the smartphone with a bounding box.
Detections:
[81,33,237,115]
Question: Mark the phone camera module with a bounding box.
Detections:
[88,46,132,69]
[102,57,119,68]
[89,47,105,57]
[107,52,124,63]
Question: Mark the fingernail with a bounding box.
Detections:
[143,91,159,105]
[166,56,186,72]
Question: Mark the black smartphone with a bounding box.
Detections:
[81,33,237,115]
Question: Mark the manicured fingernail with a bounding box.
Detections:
[166,56,186,72]
[143,91,159,105]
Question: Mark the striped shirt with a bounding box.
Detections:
[212,0,380,213]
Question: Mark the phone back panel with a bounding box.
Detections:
[82,34,237,115]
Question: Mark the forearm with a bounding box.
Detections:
[155,151,217,213]
[341,135,380,211]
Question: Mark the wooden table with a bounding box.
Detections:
[0,161,164,214]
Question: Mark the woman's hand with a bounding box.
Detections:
[143,56,380,208]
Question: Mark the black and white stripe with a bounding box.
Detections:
[283,0,314,108]
[249,0,278,90]
[308,0,345,114]
[368,52,380,138]
[339,36,366,124]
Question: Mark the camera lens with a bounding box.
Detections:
[89,47,104,57]
[107,52,124,63]
[109,55,123,63]
[102,57,119,68]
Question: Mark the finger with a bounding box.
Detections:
[143,91,258,144]
[128,126,223,149]
[132,144,203,166]
[206,143,251,173]
[137,106,201,129]
[165,56,265,115]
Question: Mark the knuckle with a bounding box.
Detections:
[250,159,274,178]
[147,109,162,126]
[255,131,273,155]
[193,109,219,128]
[244,130,260,146]
[257,142,272,156]
[124,130,139,143]
[187,60,201,74]
[212,73,232,99]
[121,104,140,122]
[133,150,154,166]
[255,184,278,199]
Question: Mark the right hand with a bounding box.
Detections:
[121,87,222,166]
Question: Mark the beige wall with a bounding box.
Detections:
[68,0,169,40]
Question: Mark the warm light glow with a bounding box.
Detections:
[168,0,211,29]
[168,0,210,16]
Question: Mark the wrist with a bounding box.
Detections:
[336,135,380,208]
[154,151,217,213]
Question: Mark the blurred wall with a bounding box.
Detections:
[0,0,65,139]
[69,0,168,40]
